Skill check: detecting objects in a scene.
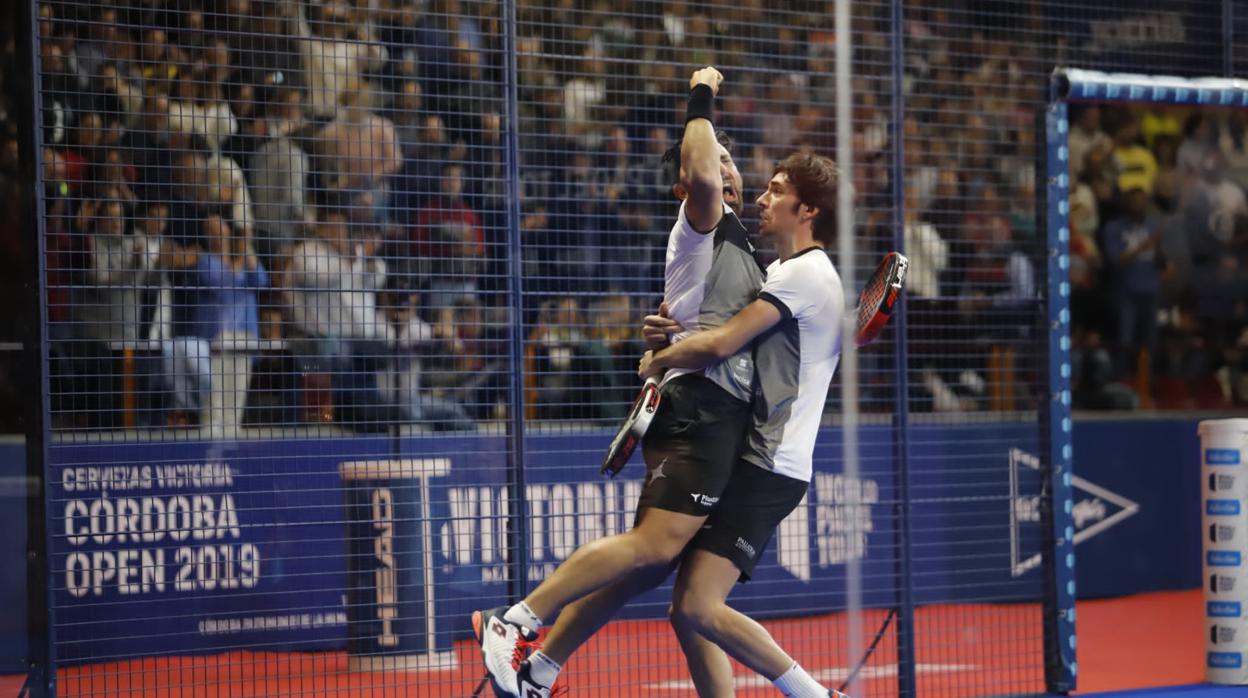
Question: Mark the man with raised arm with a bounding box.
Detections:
[473,66,765,698]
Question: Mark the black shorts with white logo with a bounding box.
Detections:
[634,374,751,519]
[691,461,810,581]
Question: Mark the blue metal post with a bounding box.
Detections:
[501,0,531,601]
[1043,89,1078,693]
[889,0,917,695]
[18,0,55,692]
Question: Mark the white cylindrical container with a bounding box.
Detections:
[1200,419,1248,684]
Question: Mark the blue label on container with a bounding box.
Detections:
[1209,601,1242,618]
[1209,651,1243,668]
[1208,449,1242,466]
[1209,551,1243,567]
[1208,500,1242,516]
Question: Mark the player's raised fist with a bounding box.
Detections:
[690,67,724,95]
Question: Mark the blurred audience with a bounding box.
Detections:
[14,0,1248,434]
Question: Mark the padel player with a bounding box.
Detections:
[474,67,764,697]
[637,152,849,698]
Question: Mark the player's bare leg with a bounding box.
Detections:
[671,606,737,697]
[671,549,838,697]
[540,552,677,664]
[475,446,707,695]
[515,441,703,626]
[670,549,794,678]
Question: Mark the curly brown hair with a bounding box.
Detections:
[773,152,839,246]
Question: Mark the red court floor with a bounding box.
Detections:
[0,589,1207,697]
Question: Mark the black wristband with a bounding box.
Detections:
[686,84,714,124]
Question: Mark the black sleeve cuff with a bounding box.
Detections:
[758,292,792,321]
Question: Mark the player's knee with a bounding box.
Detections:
[669,594,717,635]
[627,529,688,568]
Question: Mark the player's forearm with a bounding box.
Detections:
[651,329,733,373]
[680,116,721,200]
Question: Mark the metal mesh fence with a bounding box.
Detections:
[9,0,1244,696]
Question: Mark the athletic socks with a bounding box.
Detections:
[773,663,829,698]
[526,650,562,688]
[504,601,543,635]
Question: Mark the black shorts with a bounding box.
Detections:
[634,374,751,519]
[691,462,810,581]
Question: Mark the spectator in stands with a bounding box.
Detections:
[564,49,608,149]
[161,214,269,426]
[95,150,137,206]
[412,163,485,306]
[312,84,403,227]
[903,188,948,300]
[1072,328,1139,410]
[1068,105,1111,181]
[580,293,643,421]
[169,65,238,153]
[61,198,163,428]
[74,198,163,345]
[232,0,302,89]
[1111,113,1159,197]
[95,63,144,129]
[248,98,313,261]
[298,0,386,121]
[1178,113,1216,179]
[1101,180,1164,374]
[383,283,476,431]
[1186,151,1247,267]
[1153,134,1181,212]
[1192,253,1248,346]
[426,295,504,420]
[528,297,587,420]
[1069,174,1104,332]
[285,207,402,431]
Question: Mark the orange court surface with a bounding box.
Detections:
[0,589,1204,697]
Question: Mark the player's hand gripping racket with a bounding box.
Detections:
[855,251,909,346]
[600,375,662,477]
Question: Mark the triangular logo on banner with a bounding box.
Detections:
[1008,447,1140,577]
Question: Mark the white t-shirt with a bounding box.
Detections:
[741,248,845,482]
[286,239,392,341]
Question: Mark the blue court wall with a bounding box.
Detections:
[0,415,1206,668]
[0,439,26,674]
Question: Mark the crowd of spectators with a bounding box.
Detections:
[1067,105,1248,410]
[0,0,1241,433]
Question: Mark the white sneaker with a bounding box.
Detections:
[516,659,559,698]
[472,607,534,697]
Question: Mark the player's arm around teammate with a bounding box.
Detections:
[640,156,850,698]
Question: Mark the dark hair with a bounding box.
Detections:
[661,129,734,189]
[773,152,840,246]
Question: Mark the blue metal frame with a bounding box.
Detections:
[20,0,56,692]
[1043,64,1248,690]
[501,0,531,602]
[888,0,917,695]
[1055,68,1248,106]
[1043,95,1078,693]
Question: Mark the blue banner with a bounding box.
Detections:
[19,416,1200,663]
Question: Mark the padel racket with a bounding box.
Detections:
[855,251,908,346]
[600,375,661,477]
